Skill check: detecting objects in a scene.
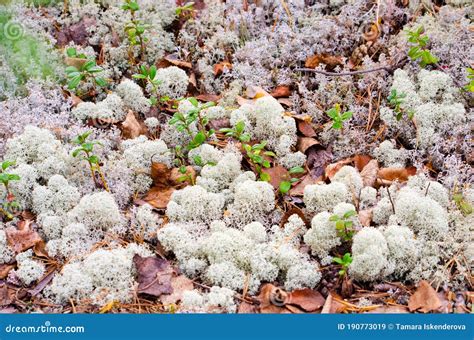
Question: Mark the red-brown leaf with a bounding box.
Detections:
[286,288,325,312]
[270,85,291,98]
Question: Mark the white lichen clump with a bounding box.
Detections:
[154,66,189,99]
[304,182,350,213]
[14,250,45,286]
[373,140,407,168]
[46,244,152,304]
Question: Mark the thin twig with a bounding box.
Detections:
[386,187,396,214]
[295,65,392,76]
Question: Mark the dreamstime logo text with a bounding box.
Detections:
[5,320,85,334]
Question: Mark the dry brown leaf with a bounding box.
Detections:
[286,289,325,312]
[325,158,353,179]
[307,147,334,179]
[305,54,343,69]
[296,137,320,154]
[278,98,293,107]
[164,54,192,69]
[6,223,42,253]
[289,174,323,196]
[321,294,333,314]
[354,154,373,172]
[196,93,221,102]
[28,269,56,296]
[270,85,291,98]
[360,159,379,187]
[134,255,173,297]
[160,275,194,305]
[0,284,14,306]
[0,264,14,280]
[408,280,442,313]
[261,165,289,190]
[296,120,317,138]
[378,166,417,184]
[121,110,147,139]
[143,186,175,209]
[33,240,49,258]
[358,209,373,227]
[151,162,172,186]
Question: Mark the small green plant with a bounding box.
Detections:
[387,89,414,121]
[132,64,168,105]
[0,160,21,220]
[65,48,107,92]
[279,166,305,194]
[326,104,353,130]
[72,131,109,192]
[242,141,275,182]
[333,253,353,277]
[406,26,438,67]
[122,0,149,64]
[169,98,216,151]
[219,121,251,142]
[464,68,474,93]
[329,209,357,241]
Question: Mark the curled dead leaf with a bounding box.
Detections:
[297,137,320,154]
[353,154,373,172]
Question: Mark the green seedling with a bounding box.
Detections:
[243,141,275,182]
[329,209,357,241]
[453,193,472,216]
[132,64,167,105]
[464,68,474,93]
[387,89,414,121]
[65,48,107,92]
[326,104,353,130]
[279,166,305,194]
[72,131,109,192]
[406,26,438,67]
[169,98,216,150]
[219,120,251,142]
[0,160,21,220]
[333,253,353,277]
[122,0,149,64]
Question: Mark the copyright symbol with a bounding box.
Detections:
[388,323,394,330]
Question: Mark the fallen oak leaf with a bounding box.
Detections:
[213,61,232,76]
[133,255,173,297]
[408,280,442,313]
[151,162,172,186]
